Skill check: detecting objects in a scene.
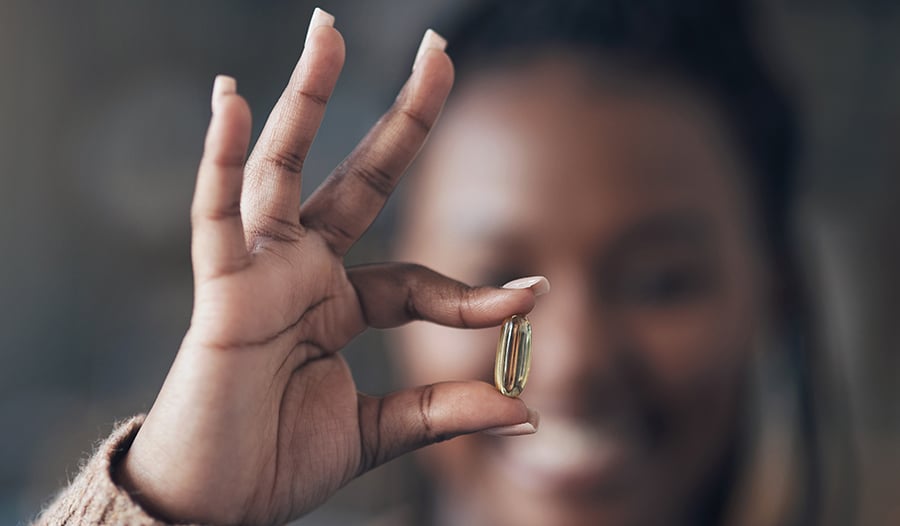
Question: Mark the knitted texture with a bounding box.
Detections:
[32,415,192,526]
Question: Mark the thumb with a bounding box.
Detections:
[355,381,539,474]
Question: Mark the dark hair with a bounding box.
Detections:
[438,0,797,260]
[435,1,859,524]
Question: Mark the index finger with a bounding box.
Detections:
[299,30,453,255]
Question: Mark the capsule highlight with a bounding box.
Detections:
[494,315,532,397]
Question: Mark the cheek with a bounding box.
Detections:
[624,290,756,398]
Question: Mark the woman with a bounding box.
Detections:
[35,1,850,525]
[392,2,833,525]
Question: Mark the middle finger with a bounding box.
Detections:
[242,8,345,244]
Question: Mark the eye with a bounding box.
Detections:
[617,265,712,307]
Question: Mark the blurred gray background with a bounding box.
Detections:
[0,1,897,524]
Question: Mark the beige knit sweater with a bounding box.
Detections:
[32,415,190,526]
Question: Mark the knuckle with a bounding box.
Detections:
[357,397,382,473]
[397,106,432,136]
[456,286,480,329]
[191,199,241,224]
[202,149,245,170]
[403,285,422,322]
[346,162,395,199]
[296,88,329,108]
[259,149,305,175]
[246,216,304,245]
[306,217,356,250]
[417,384,437,443]
[398,263,430,322]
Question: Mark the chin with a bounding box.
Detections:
[464,487,641,526]
[425,421,656,526]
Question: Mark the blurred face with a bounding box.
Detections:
[394,58,766,526]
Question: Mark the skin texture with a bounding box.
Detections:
[116,18,543,526]
[394,58,769,526]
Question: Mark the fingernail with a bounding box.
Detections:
[305,7,335,48]
[413,28,447,72]
[502,276,550,297]
[211,75,236,113]
[483,408,541,437]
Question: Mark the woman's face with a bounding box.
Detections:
[394,58,767,526]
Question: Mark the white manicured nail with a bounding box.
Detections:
[502,276,550,297]
[211,75,236,113]
[484,422,536,436]
[413,28,447,71]
[305,7,335,48]
[483,408,541,437]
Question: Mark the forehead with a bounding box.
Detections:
[407,60,750,248]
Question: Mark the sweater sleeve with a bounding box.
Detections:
[32,415,195,526]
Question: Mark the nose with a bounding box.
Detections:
[524,270,618,417]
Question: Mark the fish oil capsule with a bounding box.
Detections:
[494,315,532,397]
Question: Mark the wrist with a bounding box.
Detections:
[111,431,176,523]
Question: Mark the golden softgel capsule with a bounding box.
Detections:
[494,315,532,397]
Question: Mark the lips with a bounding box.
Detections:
[489,417,636,497]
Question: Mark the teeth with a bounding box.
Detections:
[503,418,622,475]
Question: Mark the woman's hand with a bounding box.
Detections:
[116,9,542,526]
